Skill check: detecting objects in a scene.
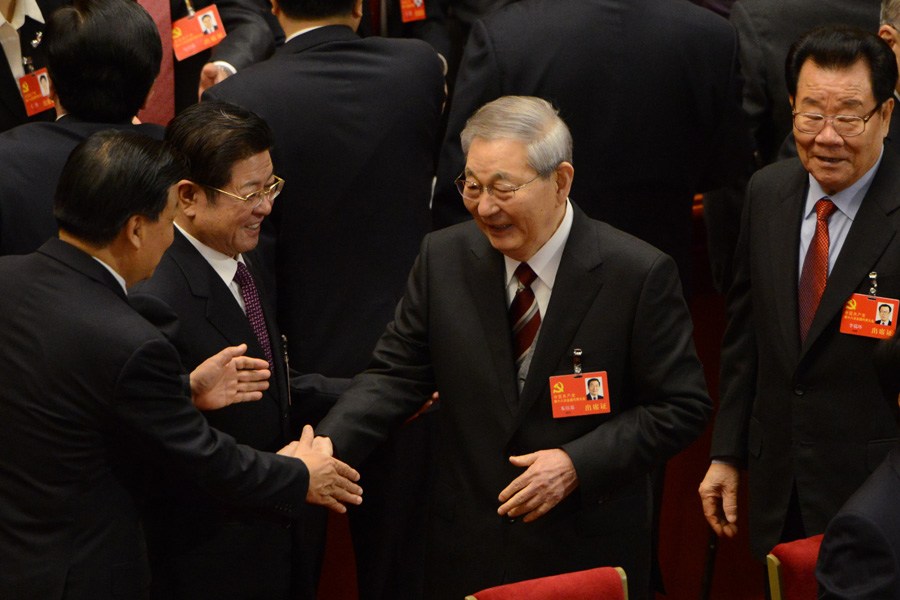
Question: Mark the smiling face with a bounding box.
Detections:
[463,137,570,262]
[181,150,275,257]
[792,59,892,195]
[588,379,601,396]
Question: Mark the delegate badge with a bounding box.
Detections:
[549,371,610,419]
[18,68,54,117]
[400,0,426,22]
[840,293,898,340]
[173,4,226,61]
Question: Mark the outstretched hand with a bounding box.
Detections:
[190,344,270,411]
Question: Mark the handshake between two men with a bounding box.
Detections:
[190,342,364,512]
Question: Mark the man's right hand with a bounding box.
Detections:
[698,462,740,538]
[278,425,362,513]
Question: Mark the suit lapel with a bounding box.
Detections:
[517,209,604,421]
[465,234,519,416]
[803,153,900,354]
[764,165,807,362]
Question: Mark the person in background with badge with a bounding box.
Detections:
[699,25,900,570]
[0,0,65,133]
[314,95,712,600]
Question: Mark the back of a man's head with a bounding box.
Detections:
[786,25,898,106]
[276,0,357,21]
[46,0,161,123]
[54,130,186,246]
[165,101,273,192]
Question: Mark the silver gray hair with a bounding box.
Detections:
[460,96,573,177]
[882,0,900,25]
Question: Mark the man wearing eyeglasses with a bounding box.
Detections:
[700,25,900,566]
[316,95,713,600]
[131,101,345,600]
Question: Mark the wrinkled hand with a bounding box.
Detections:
[497,448,579,523]
[278,426,362,513]
[190,343,270,411]
[699,462,740,538]
[198,63,232,99]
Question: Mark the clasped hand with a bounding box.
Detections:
[497,448,578,522]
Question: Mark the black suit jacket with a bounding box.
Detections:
[0,116,164,256]
[0,0,66,133]
[205,25,444,381]
[317,206,712,600]
[710,148,900,559]
[816,445,900,599]
[131,230,297,598]
[432,0,749,283]
[0,238,309,599]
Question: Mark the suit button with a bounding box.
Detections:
[508,518,517,524]
[793,386,804,396]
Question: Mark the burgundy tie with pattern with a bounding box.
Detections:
[510,262,541,373]
[798,198,837,343]
[234,262,274,369]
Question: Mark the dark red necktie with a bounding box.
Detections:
[510,263,541,371]
[234,262,274,369]
[798,198,837,343]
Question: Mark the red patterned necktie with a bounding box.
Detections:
[798,198,837,343]
[510,263,541,371]
[234,262,274,369]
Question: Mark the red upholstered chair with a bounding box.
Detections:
[766,534,825,600]
[464,566,628,600]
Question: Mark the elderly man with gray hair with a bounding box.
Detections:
[315,95,712,600]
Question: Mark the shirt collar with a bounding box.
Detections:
[176,223,244,285]
[504,199,573,290]
[4,0,44,29]
[284,24,326,44]
[804,146,883,221]
[92,257,127,294]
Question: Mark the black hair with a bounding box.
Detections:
[46,0,161,122]
[54,130,187,245]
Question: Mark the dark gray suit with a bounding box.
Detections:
[710,148,900,559]
[131,230,296,598]
[0,238,309,599]
[318,206,712,600]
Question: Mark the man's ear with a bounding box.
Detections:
[554,162,574,203]
[177,180,205,218]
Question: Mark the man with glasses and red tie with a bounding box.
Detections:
[315,95,712,600]
[700,25,900,568]
[132,101,346,600]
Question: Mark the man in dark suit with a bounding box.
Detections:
[815,332,900,599]
[132,101,329,599]
[317,96,713,600]
[699,26,900,562]
[0,130,362,599]
[431,0,749,289]
[879,0,900,144]
[586,377,603,401]
[0,0,164,256]
[205,6,444,595]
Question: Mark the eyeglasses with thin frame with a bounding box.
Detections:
[454,173,540,202]
[205,175,285,208]
[792,104,881,138]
